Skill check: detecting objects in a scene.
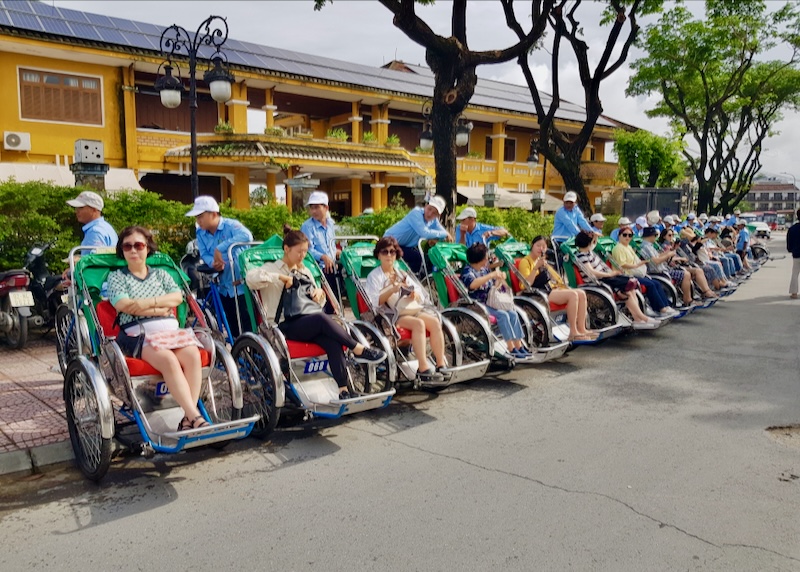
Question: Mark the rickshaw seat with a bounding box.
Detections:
[510,259,523,293]
[356,291,370,315]
[96,301,211,376]
[549,301,568,312]
[445,277,460,305]
[285,339,328,359]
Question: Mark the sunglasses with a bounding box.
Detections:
[122,242,147,252]
[620,233,633,238]
[379,248,398,256]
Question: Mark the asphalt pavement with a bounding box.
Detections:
[0,235,798,571]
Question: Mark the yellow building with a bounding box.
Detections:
[0,1,621,214]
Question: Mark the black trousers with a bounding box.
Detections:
[220,294,254,339]
[279,313,358,387]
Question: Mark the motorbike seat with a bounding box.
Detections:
[0,269,28,282]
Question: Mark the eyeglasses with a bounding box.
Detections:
[620,233,633,238]
[379,248,398,256]
[122,242,146,252]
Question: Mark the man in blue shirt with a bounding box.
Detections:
[552,191,595,242]
[300,191,340,313]
[589,213,606,235]
[725,209,741,227]
[384,195,452,273]
[734,219,754,272]
[610,216,632,242]
[186,195,254,337]
[66,191,118,249]
[455,207,510,246]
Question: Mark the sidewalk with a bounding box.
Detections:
[0,333,73,475]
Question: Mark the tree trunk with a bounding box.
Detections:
[553,156,590,213]
[431,102,458,229]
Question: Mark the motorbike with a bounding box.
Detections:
[0,267,32,349]
[24,241,66,330]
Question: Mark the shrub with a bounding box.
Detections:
[214,121,234,134]
[263,126,285,137]
[362,131,377,143]
[326,127,348,141]
[385,134,400,146]
[339,196,408,237]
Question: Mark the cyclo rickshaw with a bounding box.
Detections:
[424,241,568,364]
[339,236,493,389]
[492,239,626,345]
[222,235,395,430]
[55,247,258,481]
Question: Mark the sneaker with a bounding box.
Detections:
[417,368,444,382]
[338,389,354,400]
[436,366,453,379]
[355,346,387,364]
[661,307,679,317]
[512,348,532,358]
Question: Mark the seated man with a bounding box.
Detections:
[610,217,632,242]
[383,195,452,274]
[455,207,510,247]
[589,213,606,235]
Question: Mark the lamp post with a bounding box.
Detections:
[527,138,548,211]
[780,172,796,219]
[156,16,235,199]
[418,99,473,150]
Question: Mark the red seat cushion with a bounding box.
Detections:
[445,277,460,305]
[396,327,430,340]
[286,340,328,359]
[97,300,121,337]
[356,292,370,315]
[126,350,211,377]
[550,302,568,312]
[572,263,586,286]
[510,259,523,293]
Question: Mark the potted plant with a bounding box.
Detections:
[264,126,285,137]
[465,151,483,159]
[326,127,349,142]
[214,121,234,134]
[385,133,401,147]
[295,129,314,139]
[362,131,378,145]
[414,145,433,154]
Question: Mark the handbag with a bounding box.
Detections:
[487,280,515,311]
[276,270,323,322]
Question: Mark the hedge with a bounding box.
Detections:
[0,180,559,272]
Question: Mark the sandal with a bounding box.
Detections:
[190,415,209,429]
[177,416,192,431]
[568,333,593,341]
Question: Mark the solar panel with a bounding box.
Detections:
[0,10,10,27]
[109,16,144,34]
[121,31,158,51]
[84,12,113,27]
[29,1,58,17]
[9,11,41,31]
[96,27,129,46]
[39,16,73,37]
[68,21,102,41]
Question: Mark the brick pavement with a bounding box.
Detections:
[0,333,70,471]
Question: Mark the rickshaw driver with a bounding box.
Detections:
[383,195,453,274]
[300,191,341,313]
[455,207,510,247]
[62,190,118,282]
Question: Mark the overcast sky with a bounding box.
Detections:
[51,0,800,183]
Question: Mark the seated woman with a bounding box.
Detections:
[658,228,720,297]
[678,228,730,291]
[573,231,657,326]
[246,229,386,399]
[107,226,207,431]
[519,236,598,341]
[610,228,678,317]
[364,236,448,383]
[461,243,531,358]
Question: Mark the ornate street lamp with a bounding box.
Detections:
[526,138,539,168]
[455,115,473,148]
[155,16,235,199]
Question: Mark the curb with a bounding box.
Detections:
[0,441,74,476]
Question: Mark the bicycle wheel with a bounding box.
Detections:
[202,341,239,424]
[515,299,549,348]
[232,335,280,438]
[349,324,393,394]
[441,309,492,366]
[584,289,618,330]
[64,359,113,481]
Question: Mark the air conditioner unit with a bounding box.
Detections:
[4,131,31,151]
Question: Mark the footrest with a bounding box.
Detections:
[157,415,260,452]
[319,389,396,417]
[525,341,569,363]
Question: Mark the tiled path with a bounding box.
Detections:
[0,334,68,456]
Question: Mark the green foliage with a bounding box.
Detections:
[232,204,306,239]
[326,127,348,141]
[627,1,800,213]
[263,126,285,137]
[501,208,554,244]
[613,129,685,188]
[465,151,484,159]
[385,134,400,146]
[0,179,79,270]
[214,121,234,134]
[362,131,377,143]
[602,214,621,236]
[339,196,408,238]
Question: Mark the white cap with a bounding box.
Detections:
[457,207,478,220]
[427,195,446,214]
[362,208,374,215]
[618,217,632,226]
[687,212,696,220]
[635,216,647,227]
[699,213,708,221]
[185,195,220,217]
[305,191,329,206]
[563,191,578,202]
[590,213,606,222]
[66,191,104,211]
[733,208,741,215]
[725,214,732,219]
[646,210,660,226]
[663,215,676,225]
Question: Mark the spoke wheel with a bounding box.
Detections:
[352,324,393,394]
[442,310,491,365]
[203,345,239,424]
[2,295,28,349]
[55,304,81,376]
[65,360,112,481]
[752,245,768,262]
[517,303,549,348]
[585,290,617,330]
[232,336,279,438]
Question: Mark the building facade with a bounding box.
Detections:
[0,1,623,215]
[744,181,798,216]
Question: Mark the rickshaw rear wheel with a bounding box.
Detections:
[65,359,113,481]
[232,336,280,438]
[516,302,549,348]
[584,290,617,330]
[441,310,491,366]
[352,323,394,393]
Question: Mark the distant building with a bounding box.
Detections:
[744,181,798,214]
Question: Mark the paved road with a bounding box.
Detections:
[1,238,798,572]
